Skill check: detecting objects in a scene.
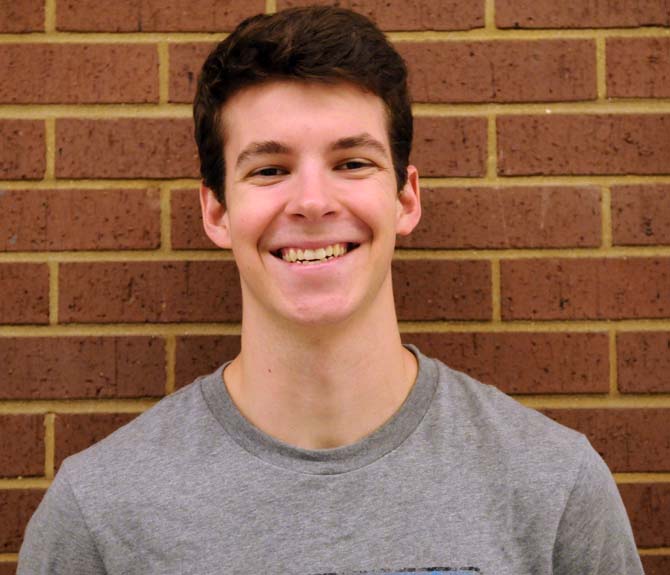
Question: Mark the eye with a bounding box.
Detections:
[335,159,374,171]
[250,166,287,177]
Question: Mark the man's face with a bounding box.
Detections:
[201,80,420,328]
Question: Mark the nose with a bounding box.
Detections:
[284,163,339,220]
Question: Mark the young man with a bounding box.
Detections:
[19,7,643,575]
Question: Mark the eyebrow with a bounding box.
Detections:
[329,133,389,157]
[235,140,292,169]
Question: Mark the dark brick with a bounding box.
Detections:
[619,483,670,547]
[57,0,265,32]
[0,121,45,180]
[641,555,670,575]
[0,490,44,552]
[54,413,139,471]
[412,117,487,177]
[169,43,216,104]
[0,337,166,399]
[607,38,670,99]
[59,261,242,323]
[501,258,670,320]
[0,189,161,251]
[542,409,670,472]
[0,44,158,104]
[175,335,241,389]
[397,187,601,249]
[612,185,670,246]
[0,264,49,325]
[0,415,43,477]
[400,40,596,103]
[496,0,670,28]
[497,115,670,176]
[56,119,198,179]
[617,332,670,394]
[277,0,484,31]
[0,0,43,32]
[393,260,491,321]
[171,188,216,250]
[404,332,609,394]
[0,562,16,575]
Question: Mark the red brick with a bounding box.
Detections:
[169,43,216,104]
[0,490,44,552]
[0,0,43,32]
[393,260,491,321]
[277,0,484,31]
[175,335,241,389]
[0,415,43,477]
[0,189,161,251]
[57,0,265,31]
[619,483,670,547]
[171,188,216,250]
[404,332,609,394]
[56,119,198,179]
[617,332,670,394]
[400,40,596,104]
[497,114,670,176]
[641,555,670,575]
[54,413,138,471]
[0,264,49,325]
[0,121,45,180]
[496,0,670,28]
[412,117,487,177]
[59,261,242,323]
[397,187,600,249]
[0,563,16,575]
[0,44,158,104]
[612,185,670,246]
[501,258,670,320]
[607,38,670,99]
[542,409,670,472]
[0,337,165,399]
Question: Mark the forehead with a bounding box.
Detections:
[220,80,391,161]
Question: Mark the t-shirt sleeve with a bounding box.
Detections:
[17,463,107,575]
[552,437,644,575]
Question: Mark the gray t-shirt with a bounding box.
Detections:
[18,346,643,574]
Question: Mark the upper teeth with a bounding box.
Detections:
[281,243,349,263]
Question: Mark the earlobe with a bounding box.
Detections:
[199,183,232,249]
[395,165,421,236]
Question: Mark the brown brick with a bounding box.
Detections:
[57,0,264,31]
[0,490,44,552]
[175,335,241,389]
[617,332,670,394]
[496,0,670,28]
[56,119,198,179]
[501,258,670,320]
[277,0,484,31]
[619,483,670,547]
[0,44,158,104]
[0,337,165,399]
[400,40,596,104]
[497,114,670,176]
[54,413,138,471]
[0,415,43,477]
[393,260,491,321]
[169,43,216,104]
[0,264,49,325]
[0,0,43,32]
[607,38,670,99]
[0,563,16,575]
[171,188,216,250]
[0,121,45,180]
[397,187,601,249]
[641,555,670,575]
[412,117,487,177]
[0,189,161,251]
[59,261,242,323]
[612,185,670,246]
[404,332,609,394]
[542,409,670,472]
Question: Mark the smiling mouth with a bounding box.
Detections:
[272,242,360,264]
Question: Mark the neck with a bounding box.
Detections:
[223,279,418,449]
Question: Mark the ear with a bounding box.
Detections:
[200,183,232,249]
[395,165,421,236]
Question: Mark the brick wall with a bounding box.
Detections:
[1,0,669,572]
